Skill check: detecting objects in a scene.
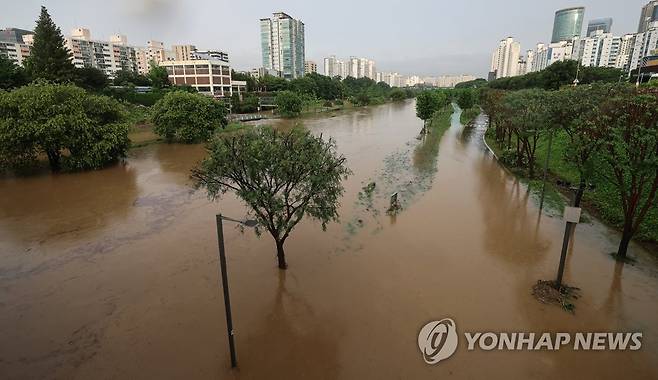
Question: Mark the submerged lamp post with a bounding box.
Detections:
[215,214,258,369]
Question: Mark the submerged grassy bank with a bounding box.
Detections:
[484,128,658,247]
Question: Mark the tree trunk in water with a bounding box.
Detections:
[276,240,287,269]
[46,150,61,173]
[617,222,633,259]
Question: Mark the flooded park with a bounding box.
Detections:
[2,100,658,379]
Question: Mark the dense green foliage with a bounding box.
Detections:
[0,55,29,89]
[148,62,170,89]
[230,93,259,113]
[482,84,658,257]
[275,90,303,117]
[73,67,108,91]
[0,82,129,173]
[455,88,477,110]
[113,69,151,87]
[488,60,624,91]
[192,127,351,269]
[151,91,228,143]
[23,6,76,82]
[416,90,449,132]
[455,78,487,89]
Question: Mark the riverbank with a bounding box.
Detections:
[483,126,658,254]
[460,106,480,126]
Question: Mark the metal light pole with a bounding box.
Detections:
[215,214,258,369]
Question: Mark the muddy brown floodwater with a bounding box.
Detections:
[2,100,658,379]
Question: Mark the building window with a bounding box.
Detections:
[197,76,210,85]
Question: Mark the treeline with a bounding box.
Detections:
[0,6,231,175]
[488,60,624,90]
[480,84,658,257]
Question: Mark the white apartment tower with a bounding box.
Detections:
[490,37,521,79]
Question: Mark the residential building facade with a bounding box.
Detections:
[160,59,232,98]
[490,37,521,79]
[65,28,138,78]
[304,60,317,74]
[260,12,305,79]
[630,21,658,71]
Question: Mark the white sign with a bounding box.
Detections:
[563,207,582,223]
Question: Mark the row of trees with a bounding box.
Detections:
[481,84,658,258]
[488,60,624,91]
[415,90,452,133]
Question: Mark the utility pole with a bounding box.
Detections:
[215,214,237,368]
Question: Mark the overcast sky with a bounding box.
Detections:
[0,0,645,77]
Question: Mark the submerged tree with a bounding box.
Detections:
[0,82,129,173]
[24,6,75,82]
[415,91,442,134]
[151,91,227,143]
[192,127,351,269]
[596,91,658,259]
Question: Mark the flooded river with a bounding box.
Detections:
[1,100,658,379]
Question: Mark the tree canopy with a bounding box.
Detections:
[23,6,75,82]
[150,91,228,143]
[192,127,351,269]
[0,82,129,173]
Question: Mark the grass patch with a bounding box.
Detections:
[486,128,658,245]
[460,107,480,126]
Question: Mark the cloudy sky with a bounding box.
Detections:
[0,0,645,77]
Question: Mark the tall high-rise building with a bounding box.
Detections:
[576,31,622,68]
[260,12,305,79]
[615,34,636,71]
[530,43,549,73]
[551,7,585,43]
[323,56,336,77]
[586,18,613,37]
[173,44,197,61]
[638,1,658,33]
[490,37,521,79]
[630,21,658,71]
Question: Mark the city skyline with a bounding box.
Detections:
[0,0,643,77]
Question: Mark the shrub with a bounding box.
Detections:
[151,91,228,143]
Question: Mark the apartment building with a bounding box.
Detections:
[160,58,232,98]
[260,12,305,79]
[65,28,138,78]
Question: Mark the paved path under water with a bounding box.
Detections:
[1,100,658,379]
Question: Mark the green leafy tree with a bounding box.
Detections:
[230,70,257,92]
[456,89,476,110]
[192,127,351,269]
[0,55,28,89]
[501,89,548,177]
[113,69,151,86]
[74,67,108,91]
[0,82,129,173]
[23,6,75,82]
[258,74,289,92]
[151,91,228,143]
[416,91,441,133]
[275,90,303,117]
[596,90,658,258]
[148,61,170,89]
[389,88,406,101]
